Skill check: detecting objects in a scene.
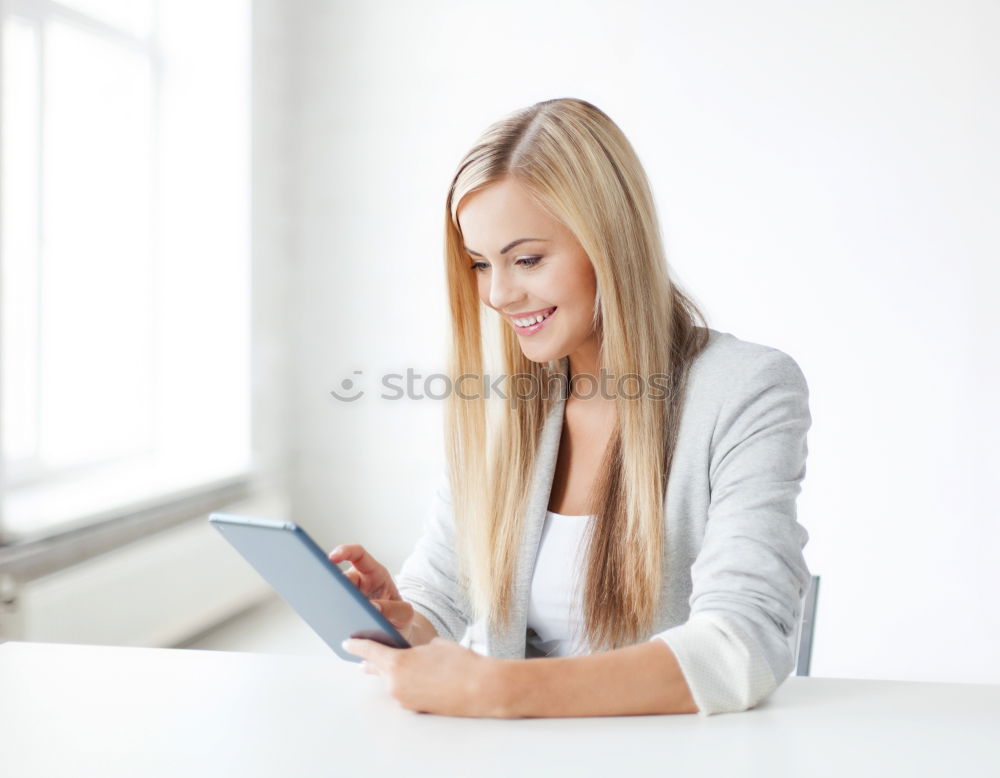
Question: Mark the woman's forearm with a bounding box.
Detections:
[492,639,699,717]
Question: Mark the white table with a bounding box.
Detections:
[1,641,998,777]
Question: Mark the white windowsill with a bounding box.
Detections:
[2,450,254,543]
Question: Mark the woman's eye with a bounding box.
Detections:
[468,257,541,272]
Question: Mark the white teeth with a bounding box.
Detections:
[514,309,553,327]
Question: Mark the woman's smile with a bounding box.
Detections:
[509,306,557,335]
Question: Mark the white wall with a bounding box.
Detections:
[267,0,1000,684]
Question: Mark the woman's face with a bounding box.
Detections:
[456,176,599,367]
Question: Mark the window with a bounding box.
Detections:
[0,0,251,542]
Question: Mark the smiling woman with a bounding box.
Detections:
[335,97,813,719]
[460,179,599,363]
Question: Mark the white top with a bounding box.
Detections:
[525,509,595,658]
[524,510,753,689]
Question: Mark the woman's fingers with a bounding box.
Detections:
[328,547,369,590]
[372,599,413,630]
[328,544,386,576]
[329,544,402,601]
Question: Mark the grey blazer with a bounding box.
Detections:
[395,327,812,716]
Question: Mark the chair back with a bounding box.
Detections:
[793,574,820,676]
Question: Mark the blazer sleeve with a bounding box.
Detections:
[393,468,473,643]
[651,347,813,716]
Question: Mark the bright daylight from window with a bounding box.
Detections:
[0,0,251,542]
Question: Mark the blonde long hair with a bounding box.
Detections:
[443,98,710,651]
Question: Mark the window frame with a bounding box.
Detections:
[0,0,257,562]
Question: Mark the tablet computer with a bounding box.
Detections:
[209,512,410,662]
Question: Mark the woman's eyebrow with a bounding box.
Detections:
[464,237,549,257]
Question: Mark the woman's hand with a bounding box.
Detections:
[328,544,415,641]
[342,636,510,718]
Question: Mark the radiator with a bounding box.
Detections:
[0,490,288,648]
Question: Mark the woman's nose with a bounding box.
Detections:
[488,268,524,311]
